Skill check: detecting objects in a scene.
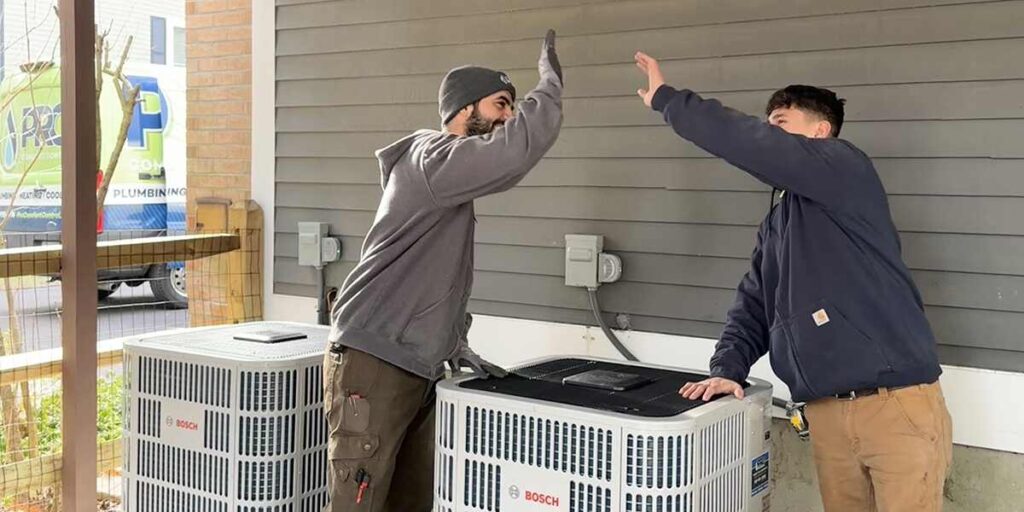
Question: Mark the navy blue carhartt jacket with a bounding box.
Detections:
[652,85,941,402]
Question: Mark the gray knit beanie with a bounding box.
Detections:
[438,65,516,125]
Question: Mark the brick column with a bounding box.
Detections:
[185,0,252,230]
[185,0,257,324]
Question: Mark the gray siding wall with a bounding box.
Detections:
[274,0,1024,372]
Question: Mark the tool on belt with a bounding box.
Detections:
[785,401,810,440]
[355,468,371,504]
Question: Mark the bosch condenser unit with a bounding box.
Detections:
[122,322,330,512]
[435,357,773,512]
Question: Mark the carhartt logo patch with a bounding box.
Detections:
[499,73,511,85]
[812,309,830,327]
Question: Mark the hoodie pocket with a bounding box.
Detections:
[768,323,815,398]
[783,300,892,396]
[400,285,460,363]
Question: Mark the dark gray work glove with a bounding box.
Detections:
[447,342,509,379]
[539,29,563,86]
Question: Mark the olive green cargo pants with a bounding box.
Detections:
[323,347,435,512]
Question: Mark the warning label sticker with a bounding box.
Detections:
[752,451,770,496]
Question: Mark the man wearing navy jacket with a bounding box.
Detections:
[634,52,952,511]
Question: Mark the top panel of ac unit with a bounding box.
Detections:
[459,358,752,418]
[123,321,329,362]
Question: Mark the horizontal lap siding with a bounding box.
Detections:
[274,0,1024,371]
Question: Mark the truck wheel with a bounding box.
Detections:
[151,265,187,309]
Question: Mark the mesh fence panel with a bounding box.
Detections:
[0,229,252,511]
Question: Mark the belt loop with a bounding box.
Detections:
[878,386,890,398]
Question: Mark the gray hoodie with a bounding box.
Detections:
[328,55,563,380]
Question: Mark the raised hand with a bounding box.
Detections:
[635,51,665,107]
[540,29,563,85]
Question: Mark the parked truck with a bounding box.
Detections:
[0,61,187,307]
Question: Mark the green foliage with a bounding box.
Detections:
[1,373,123,462]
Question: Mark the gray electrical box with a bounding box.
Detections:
[298,222,341,268]
[565,234,603,288]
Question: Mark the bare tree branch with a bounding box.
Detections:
[97,35,138,215]
[0,8,50,54]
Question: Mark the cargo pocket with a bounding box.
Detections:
[340,395,371,433]
[323,350,384,510]
[325,349,380,438]
[330,433,380,461]
[784,300,891,396]
[327,433,381,509]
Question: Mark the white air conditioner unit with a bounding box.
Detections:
[434,357,773,512]
[122,321,330,512]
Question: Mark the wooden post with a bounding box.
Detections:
[189,198,263,326]
[227,200,263,323]
[189,198,231,326]
[194,197,232,233]
[59,0,98,509]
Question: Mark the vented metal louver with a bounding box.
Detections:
[699,465,745,512]
[626,433,696,490]
[240,370,298,412]
[236,506,294,512]
[138,356,232,408]
[465,406,615,481]
[136,481,229,512]
[300,361,329,510]
[624,492,691,512]
[205,410,231,452]
[137,440,230,496]
[123,322,330,512]
[437,400,459,510]
[569,481,613,512]
[463,459,502,511]
[699,413,745,480]
[301,408,327,495]
[137,398,162,438]
[300,492,328,512]
[237,460,295,501]
[238,415,297,457]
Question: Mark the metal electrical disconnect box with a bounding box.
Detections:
[298,222,341,268]
[565,234,603,288]
[565,234,623,288]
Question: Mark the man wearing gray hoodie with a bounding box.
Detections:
[323,31,563,511]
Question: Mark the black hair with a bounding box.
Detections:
[765,85,846,137]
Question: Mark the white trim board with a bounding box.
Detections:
[251,0,276,309]
[252,3,318,326]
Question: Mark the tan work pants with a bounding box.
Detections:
[805,382,953,512]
